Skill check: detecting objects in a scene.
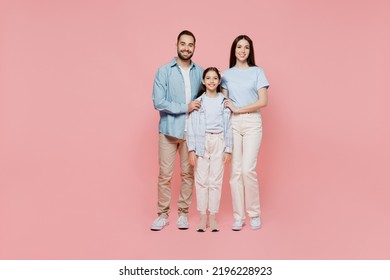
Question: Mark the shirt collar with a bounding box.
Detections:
[170,57,195,69]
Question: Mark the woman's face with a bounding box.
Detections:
[235,39,250,63]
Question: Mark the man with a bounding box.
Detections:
[151,30,203,231]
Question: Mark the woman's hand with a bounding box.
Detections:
[224,99,238,113]
[188,151,197,167]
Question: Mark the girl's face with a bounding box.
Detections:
[235,39,250,63]
[203,70,220,92]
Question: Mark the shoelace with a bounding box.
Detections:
[178,216,187,224]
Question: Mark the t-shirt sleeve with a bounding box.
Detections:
[256,68,270,90]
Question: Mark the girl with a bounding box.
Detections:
[187,67,233,232]
[221,35,269,231]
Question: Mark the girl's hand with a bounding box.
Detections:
[188,151,197,167]
[224,99,238,113]
[223,153,232,165]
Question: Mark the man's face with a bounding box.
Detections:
[177,34,195,61]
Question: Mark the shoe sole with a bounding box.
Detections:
[250,225,262,230]
[177,226,189,230]
[232,222,245,231]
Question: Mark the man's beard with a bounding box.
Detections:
[177,51,193,61]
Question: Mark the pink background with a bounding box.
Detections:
[1,0,389,259]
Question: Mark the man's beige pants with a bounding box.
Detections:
[157,133,193,217]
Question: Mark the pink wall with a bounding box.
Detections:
[1,0,389,259]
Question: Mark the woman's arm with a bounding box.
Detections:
[225,87,268,114]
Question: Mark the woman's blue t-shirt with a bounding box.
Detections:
[221,66,269,108]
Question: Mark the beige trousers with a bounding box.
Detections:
[195,133,225,215]
[157,133,194,217]
[230,112,262,221]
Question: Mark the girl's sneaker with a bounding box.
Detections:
[209,214,220,232]
[197,214,207,232]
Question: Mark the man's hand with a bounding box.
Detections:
[188,100,201,112]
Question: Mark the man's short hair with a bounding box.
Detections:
[177,30,196,44]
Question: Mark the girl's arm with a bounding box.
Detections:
[188,151,197,167]
[223,107,233,165]
[186,111,196,152]
[225,87,268,114]
[224,153,232,164]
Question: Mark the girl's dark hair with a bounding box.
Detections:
[196,67,222,98]
[229,35,256,68]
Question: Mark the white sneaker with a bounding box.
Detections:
[150,216,169,231]
[250,216,261,230]
[232,219,245,231]
[177,214,189,230]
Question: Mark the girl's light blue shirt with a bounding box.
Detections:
[186,93,233,157]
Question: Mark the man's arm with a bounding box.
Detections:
[152,68,188,114]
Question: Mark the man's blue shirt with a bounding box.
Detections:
[152,58,203,139]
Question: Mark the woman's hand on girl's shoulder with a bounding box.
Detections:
[224,99,238,113]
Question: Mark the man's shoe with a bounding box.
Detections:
[232,219,245,231]
[177,214,189,230]
[250,216,261,230]
[150,216,169,231]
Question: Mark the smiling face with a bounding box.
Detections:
[202,70,220,93]
[235,39,250,64]
[176,34,195,61]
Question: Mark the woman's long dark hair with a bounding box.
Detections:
[196,67,222,98]
[229,35,257,68]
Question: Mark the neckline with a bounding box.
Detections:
[234,66,252,71]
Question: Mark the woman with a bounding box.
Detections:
[221,35,269,231]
